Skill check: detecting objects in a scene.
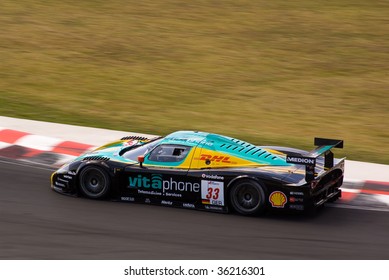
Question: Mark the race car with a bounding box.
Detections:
[51,131,345,215]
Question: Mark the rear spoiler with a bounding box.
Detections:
[286,137,344,182]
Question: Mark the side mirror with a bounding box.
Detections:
[137,155,145,167]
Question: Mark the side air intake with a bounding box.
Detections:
[82,156,110,161]
[220,139,280,161]
[120,136,150,140]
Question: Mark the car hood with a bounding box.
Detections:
[75,139,147,163]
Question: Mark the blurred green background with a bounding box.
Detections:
[0,0,388,163]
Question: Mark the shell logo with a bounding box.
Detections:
[269,191,287,208]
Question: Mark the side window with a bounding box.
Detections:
[148,145,191,162]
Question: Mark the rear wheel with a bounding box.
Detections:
[229,179,266,216]
[79,165,111,199]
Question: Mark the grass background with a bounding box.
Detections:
[0,0,388,163]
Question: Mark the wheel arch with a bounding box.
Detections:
[76,161,113,199]
[226,175,270,215]
[227,175,269,196]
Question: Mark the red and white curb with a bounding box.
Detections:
[338,180,389,211]
[0,128,94,166]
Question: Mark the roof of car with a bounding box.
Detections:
[162,130,210,146]
[162,131,286,165]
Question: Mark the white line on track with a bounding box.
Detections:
[0,158,55,172]
[327,203,389,213]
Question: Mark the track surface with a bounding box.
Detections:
[1,159,388,260]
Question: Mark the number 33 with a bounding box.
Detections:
[206,187,219,199]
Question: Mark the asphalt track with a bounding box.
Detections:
[1,158,388,260]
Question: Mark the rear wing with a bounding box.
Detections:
[286,138,344,182]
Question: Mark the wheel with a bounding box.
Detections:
[229,179,266,216]
[78,165,111,199]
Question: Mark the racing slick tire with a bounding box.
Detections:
[79,165,111,199]
[229,179,266,216]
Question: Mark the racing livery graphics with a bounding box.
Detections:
[201,180,225,206]
[269,191,287,208]
[127,173,200,198]
[51,131,345,215]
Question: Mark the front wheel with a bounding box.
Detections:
[79,165,111,199]
[229,179,266,216]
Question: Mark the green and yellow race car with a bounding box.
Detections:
[51,131,344,215]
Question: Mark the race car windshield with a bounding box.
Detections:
[122,138,163,161]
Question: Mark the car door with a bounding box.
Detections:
[124,144,201,205]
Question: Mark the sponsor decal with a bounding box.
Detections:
[183,203,195,208]
[113,168,122,174]
[204,205,223,211]
[203,141,214,147]
[163,137,213,146]
[201,174,224,180]
[67,171,77,176]
[138,190,162,196]
[286,156,316,165]
[128,174,200,195]
[123,140,139,147]
[165,192,182,198]
[121,197,135,202]
[161,200,173,206]
[129,174,162,189]
[63,175,73,180]
[289,204,304,210]
[290,191,304,196]
[289,197,304,203]
[201,180,224,206]
[269,191,287,208]
[199,154,232,163]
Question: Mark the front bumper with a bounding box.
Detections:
[51,170,77,195]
